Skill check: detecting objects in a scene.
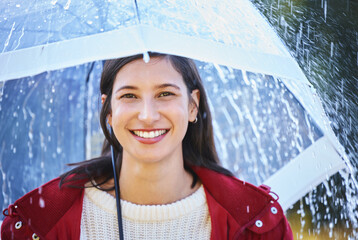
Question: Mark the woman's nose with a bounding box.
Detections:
[138,99,160,123]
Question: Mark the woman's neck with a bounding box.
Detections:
[117,154,199,205]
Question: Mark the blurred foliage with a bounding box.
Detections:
[250,0,358,171]
[250,0,358,238]
[286,171,356,239]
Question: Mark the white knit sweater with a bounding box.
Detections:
[80,185,211,240]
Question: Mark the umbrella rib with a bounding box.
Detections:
[133,0,141,24]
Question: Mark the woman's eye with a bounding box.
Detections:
[159,92,174,97]
[121,93,136,99]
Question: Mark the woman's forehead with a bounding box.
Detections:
[114,57,184,86]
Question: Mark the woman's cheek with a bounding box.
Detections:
[111,105,130,129]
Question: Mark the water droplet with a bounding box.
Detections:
[143,52,150,63]
[324,0,327,22]
[57,147,62,154]
[64,0,71,10]
[39,197,45,208]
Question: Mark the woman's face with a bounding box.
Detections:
[107,57,199,164]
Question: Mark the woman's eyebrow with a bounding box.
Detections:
[114,83,180,93]
[156,83,181,90]
[114,85,138,93]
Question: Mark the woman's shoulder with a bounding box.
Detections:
[7,176,87,210]
[191,166,293,239]
[1,176,87,239]
[192,165,276,205]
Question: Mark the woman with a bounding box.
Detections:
[1,53,293,239]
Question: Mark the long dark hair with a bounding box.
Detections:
[60,53,232,189]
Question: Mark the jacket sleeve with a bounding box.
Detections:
[238,216,293,240]
[260,216,293,240]
[238,200,294,240]
[282,216,294,240]
[1,206,41,240]
[2,215,35,240]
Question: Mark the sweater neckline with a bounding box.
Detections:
[84,184,207,221]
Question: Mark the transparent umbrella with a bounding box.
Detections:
[0,0,350,220]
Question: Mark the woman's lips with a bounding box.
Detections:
[130,129,169,144]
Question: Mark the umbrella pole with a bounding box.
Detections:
[110,128,124,240]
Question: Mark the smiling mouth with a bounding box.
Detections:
[130,129,169,139]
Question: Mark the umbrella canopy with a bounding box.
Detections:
[0,0,347,211]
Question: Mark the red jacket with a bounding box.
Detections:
[1,166,293,239]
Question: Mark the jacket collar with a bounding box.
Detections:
[191,166,274,237]
[12,166,277,239]
[13,176,86,239]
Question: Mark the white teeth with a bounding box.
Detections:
[133,130,167,139]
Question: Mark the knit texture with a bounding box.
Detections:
[80,185,211,240]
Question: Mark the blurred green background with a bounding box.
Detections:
[251,0,358,238]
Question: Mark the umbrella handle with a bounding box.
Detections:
[109,127,124,240]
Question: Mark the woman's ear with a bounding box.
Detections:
[101,94,107,104]
[101,94,112,126]
[189,89,200,122]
